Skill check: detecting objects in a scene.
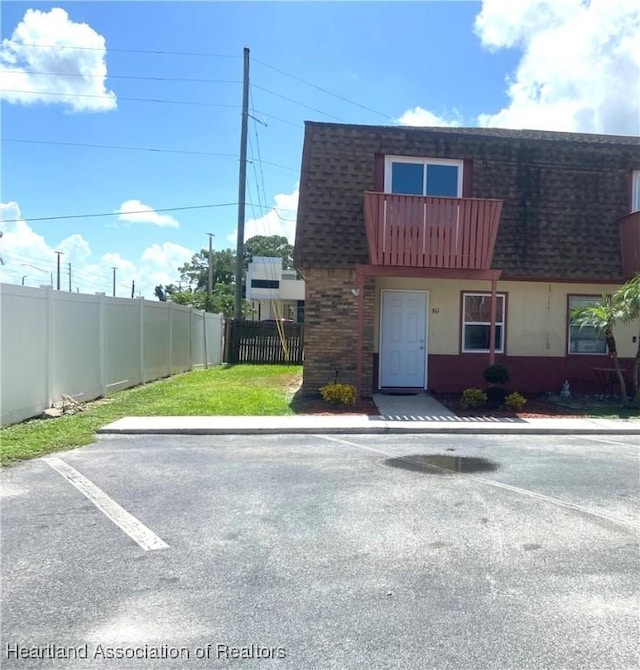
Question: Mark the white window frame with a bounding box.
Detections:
[461,292,506,354]
[567,295,607,355]
[384,155,464,197]
[632,170,640,212]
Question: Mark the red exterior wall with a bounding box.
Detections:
[426,353,635,395]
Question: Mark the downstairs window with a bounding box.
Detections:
[568,296,607,354]
[462,293,505,353]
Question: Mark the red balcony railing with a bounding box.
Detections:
[619,211,640,279]
[363,192,503,270]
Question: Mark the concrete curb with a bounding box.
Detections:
[98,416,640,437]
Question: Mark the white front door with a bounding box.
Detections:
[380,290,428,388]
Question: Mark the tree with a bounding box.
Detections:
[245,235,293,269]
[178,248,236,290]
[154,285,166,302]
[164,284,251,318]
[571,294,628,403]
[616,273,640,406]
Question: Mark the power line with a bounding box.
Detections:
[0,201,295,225]
[1,252,54,272]
[0,250,156,293]
[0,68,240,84]
[1,250,111,283]
[2,41,238,58]
[249,158,297,173]
[253,57,394,121]
[1,138,300,172]
[0,88,240,108]
[3,44,394,120]
[0,253,110,291]
[3,138,239,159]
[252,110,304,129]
[250,85,270,225]
[252,83,345,121]
[0,203,237,224]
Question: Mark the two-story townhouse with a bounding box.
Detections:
[294,122,640,397]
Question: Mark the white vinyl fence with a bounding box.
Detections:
[1,284,223,426]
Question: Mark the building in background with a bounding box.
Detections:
[246,256,305,322]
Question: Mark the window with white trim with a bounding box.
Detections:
[385,156,463,197]
[462,293,505,353]
[568,296,607,354]
[633,170,640,212]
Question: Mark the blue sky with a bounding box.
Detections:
[1,1,638,297]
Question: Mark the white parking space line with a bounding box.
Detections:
[317,435,639,534]
[44,457,169,551]
[572,435,640,448]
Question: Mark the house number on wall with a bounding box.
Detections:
[431,307,440,314]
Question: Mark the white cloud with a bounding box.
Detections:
[58,233,92,264]
[0,202,194,297]
[228,187,299,244]
[140,242,194,286]
[474,0,640,134]
[0,202,53,266]
[117,200,180,228]
[0,7,116,112]
[396,106,463,128]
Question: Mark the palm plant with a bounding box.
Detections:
[570,294,628,403]
[615,273,640,406]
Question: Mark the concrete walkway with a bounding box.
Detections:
[373,392,457,420]
[99,392,640,436]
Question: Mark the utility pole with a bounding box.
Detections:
[112,267,117,297]
[131,280,135,299]
[207,232,215,294]
[54,251,63,290]
[234,46,250,321]
[67,263,72,292]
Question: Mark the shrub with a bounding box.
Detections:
[483,364,509,386]
[504,391,527,411]
[460,387,487,409]
[321,383,357,406]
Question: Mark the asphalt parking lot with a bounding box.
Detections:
[1,433,639,670]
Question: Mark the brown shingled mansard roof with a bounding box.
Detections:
[294,121,640,281]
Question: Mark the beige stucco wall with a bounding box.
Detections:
[374,278,638,358]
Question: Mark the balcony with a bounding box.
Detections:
[619,211,640,279]
[363,192,503,270]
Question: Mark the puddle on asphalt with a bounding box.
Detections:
[383,454,499,474]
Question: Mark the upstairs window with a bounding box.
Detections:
[633,170,640,212]
[385,156,463,197]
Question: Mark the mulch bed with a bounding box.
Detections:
[292,396,379,416]
[293,394,576,418]
[291,391,635,419]
[432,393,584,419]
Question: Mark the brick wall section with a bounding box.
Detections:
[294,122,640,280]
[301,268,375,396]
[361,276,375,396]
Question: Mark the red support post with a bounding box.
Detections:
[355,268,365,397]
[489,278,497,364]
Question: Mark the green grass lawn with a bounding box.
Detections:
[1,365,301,466]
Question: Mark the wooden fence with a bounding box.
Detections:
[224,320,304,364]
